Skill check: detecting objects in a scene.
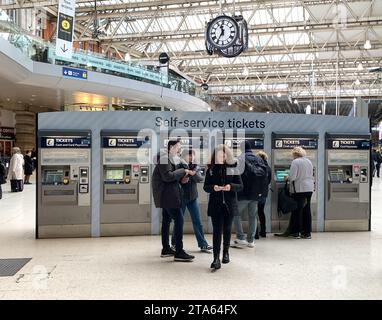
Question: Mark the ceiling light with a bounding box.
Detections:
[294,99,298,104]
[228,101,232,106]
[277,92,282,98]
[169,108,173,111]
[364,40,371,50]
[6,98,10,101]
[357,62,364,71]
[306,105,311,114]
[125,53,131,61]
[31,94,36,97]
[86,62,92,67]
[207,107,211,111]
[266,111,270,114]
[243,67,249,76]
[249,106,253,111]
[355,79,361,85]
[318,109,322,114]
[353,97,357,103]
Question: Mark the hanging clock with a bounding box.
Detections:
[217,18,248,58]
[206,15,240,50]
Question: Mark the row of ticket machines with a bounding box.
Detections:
[36,130,371,238]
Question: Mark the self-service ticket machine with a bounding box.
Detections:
[100,131,151,236]
[325,133,371,231]
[160,132,210,234]
[271,133,318,232]
[37,130,91,238]
[224,133,265,232]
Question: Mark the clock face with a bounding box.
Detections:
[206,16,239,50]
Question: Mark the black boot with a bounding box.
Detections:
[210,254,221,269]
[222,247,230,264]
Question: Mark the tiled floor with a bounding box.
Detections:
[0,175,381,299]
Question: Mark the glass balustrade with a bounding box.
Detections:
[0,20,204,99]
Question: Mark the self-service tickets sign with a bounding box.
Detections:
[56,0,76,59]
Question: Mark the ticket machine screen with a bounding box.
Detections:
[275,169,289,182]
[105,169,124,181]
[43,169,65,185]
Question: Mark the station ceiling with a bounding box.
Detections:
[0,0,382,122]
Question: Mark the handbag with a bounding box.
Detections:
[277,181,298,216]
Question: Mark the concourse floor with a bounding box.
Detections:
[0,175,382,300]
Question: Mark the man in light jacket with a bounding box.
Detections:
[286,146,314,239]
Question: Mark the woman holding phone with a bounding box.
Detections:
[204,144,243,270]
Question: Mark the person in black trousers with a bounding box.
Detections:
[204,144,243,270]
[255,151,272,238]
[152,139,195,262]
[0,157,6,199]
[24,150,33,184]
[372,149,382,178]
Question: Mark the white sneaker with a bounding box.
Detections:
[247,242,255,248]
[233,239,248,247]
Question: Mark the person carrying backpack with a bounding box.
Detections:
[232,140,268,248]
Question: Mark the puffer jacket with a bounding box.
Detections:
[152,153,186,209]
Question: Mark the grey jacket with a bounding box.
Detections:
[178,158,203,203]
[152,154,186,209]
[289,157,314,193]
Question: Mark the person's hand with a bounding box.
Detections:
[180,176,189,184]
[214,185,223,192]
[184,169,191,175]
[187,170,196,176]
[223,184,231,191]
[284,176,289,182]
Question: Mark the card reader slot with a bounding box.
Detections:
[44,190,75,196]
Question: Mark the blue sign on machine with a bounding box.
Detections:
[62,67,88,80]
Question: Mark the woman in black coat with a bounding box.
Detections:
[24,150,33,184]
[204,144,243,270]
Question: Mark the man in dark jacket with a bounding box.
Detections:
[0,157,7,199]
[233,140,268,248]
[152,139,195,262]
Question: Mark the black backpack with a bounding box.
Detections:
[242,155,268,200]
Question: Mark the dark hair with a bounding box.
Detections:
[167,139,180,151]
[26,150,31,154]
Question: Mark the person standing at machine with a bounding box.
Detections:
[285,146,314,239]
[23,150,33,185]
[204,144,243,270]
[0,157,7,199]
[254,151,272,239]
[7,147,24,192]
[171,148,213,253]
[152,139,195,262]
[372,149,382,178]
[232,140,268,248]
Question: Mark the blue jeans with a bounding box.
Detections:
[234,200,258,243]
[161,208,184,254]
[171,198,208,249]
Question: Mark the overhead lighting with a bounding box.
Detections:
[277,92,282,98]
[125,53,131,61]
[86,62,92,67]
[353,97,357,103]
[294,99,298,104]
[207,107,211,111]
[31,94,36,97]
[318,109,322,114]
[306,104,311,114]
[169,108,173,111]
[243,67,249,76]
[249,106,253,111]
[357,62,364,71]
[266,111,270,114]
[228,101,232,106]
[6,98,10,101]
[364,40,371,50]
[355,79,361,85]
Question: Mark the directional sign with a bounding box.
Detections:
[63,67,88,80]
[55,0,76,59]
